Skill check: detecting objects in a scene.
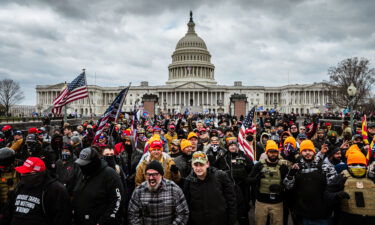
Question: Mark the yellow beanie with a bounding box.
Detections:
[266,140,279,153]
[345,144,361,158]
[347,150,367,166]
[284,136,297,149]
[180,139,192,150]
[187,132,198,140]
[299,140,316,153]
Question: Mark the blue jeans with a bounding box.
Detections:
[299,218,332,225]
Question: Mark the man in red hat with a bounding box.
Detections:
[2,157,72,225]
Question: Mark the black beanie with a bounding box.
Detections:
[146,160,164,176]
[327,146,341,158]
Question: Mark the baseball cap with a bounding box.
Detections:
[245,128,255,135]
[1,125,12,132]
[15,157,46,174]
[13,130,23,136]
[187,132,198,140]
[192,151,208,164]
[149,140,163,150]
[75,147,99,166]
[28,127,39,134]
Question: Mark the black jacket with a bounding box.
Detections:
[3,173,72,225]
[291,160,332,219]
[215,150,254,185]
[184,167,237,225]
[73,160,124,225]
[55,158,82,196]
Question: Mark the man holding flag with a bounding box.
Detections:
[93,86,130,144]
[238,106,256,161]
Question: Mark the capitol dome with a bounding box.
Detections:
[166,11,216,85]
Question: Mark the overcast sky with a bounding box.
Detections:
[1,0,374,105]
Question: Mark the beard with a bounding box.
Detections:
[147,179,162,192]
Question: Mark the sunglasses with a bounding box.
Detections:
[300,128,306,131]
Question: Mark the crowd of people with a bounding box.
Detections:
[0,111,374,225]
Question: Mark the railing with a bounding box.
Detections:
[0,117,64,123]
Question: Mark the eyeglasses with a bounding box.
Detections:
[299,128,306,131]
[291,127,297,129]
[146,172,160,177]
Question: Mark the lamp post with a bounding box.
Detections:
[347,83,357,130]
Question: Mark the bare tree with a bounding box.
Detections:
[323,57,375,109]
[0,79,24,116]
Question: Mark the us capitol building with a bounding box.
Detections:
[36,12,330,117]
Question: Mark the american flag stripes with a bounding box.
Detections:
[238,106,256,160]
[93,87,129,144]
[52,71,89,115]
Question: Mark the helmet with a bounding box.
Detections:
[0,147,15,166]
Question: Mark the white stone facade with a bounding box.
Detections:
[9,105,36,117]
[35,12,331,116]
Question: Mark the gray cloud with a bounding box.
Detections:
[0,0,374,105]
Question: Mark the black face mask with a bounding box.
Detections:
[124,143,132,150]
[331,157,341,165]
[104,156,116,169]
[356,143,364,149]
[20,172,46,188]
[246,135,254,142]
[328,137,337,144]
[80,158,101,177]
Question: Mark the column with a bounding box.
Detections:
[210,91,213,106]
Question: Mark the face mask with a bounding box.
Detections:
[104,156,116,169]
[246,135,254,142]
[61,152,72,161]
[349,165,367,177]
[328,137,337,144]
[20,172,45,187]
[80,158,101,176]
[356,143,364,149]
[211,145,219,152]
[331,157,341,165]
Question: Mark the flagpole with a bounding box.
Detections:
[63,80,68,124]
[253,105,257,161]
[115,82,131,123]
[83,69,93,120]
[63,104,68,124]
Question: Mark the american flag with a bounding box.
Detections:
[93,87,129,144]
[52,71,89,115]
[238,106,256,160]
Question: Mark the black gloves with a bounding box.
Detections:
[170,164,179,174]
[337,191,350,200]
[287,167,299,178]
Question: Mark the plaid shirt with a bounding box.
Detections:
[128,179,189,225]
